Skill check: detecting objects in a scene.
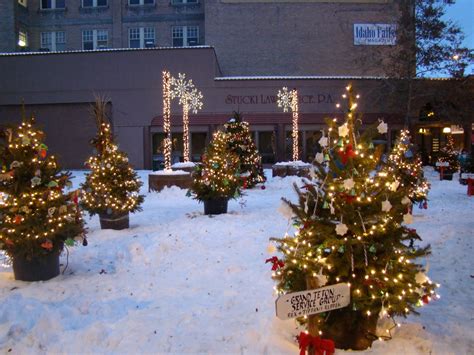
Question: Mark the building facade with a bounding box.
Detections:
[1,47,471,170]
[2,0,404,76]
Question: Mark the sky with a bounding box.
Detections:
[444,0,474,74]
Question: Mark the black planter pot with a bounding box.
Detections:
[441,172,454,180]
[99,212,130,230]
[12,251,60,282]
[204,198,228,215]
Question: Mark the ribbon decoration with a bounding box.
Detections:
[337,144,356,165]
[265,256,284,271]
[298,332,335,355]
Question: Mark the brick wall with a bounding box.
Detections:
[0,1,16,52]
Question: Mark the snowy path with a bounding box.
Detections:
[0,168,473,354]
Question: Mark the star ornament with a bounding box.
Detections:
[338,123,349,137]
[343,178,355,190]
[390,180,400,191]
[335,223,348,236]
[377,121,388,134]
[381,199,392,212]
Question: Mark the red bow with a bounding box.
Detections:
[337,144,356,165]
[298,332,335,355]
[265,256,284,271]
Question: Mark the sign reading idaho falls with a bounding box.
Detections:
[275,283,350,320]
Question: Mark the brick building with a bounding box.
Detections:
[2,0,401,76]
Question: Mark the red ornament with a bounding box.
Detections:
[298,332,335,355]
[41,240,53,251]
[265,256,285,271]
[337,144,356,165]
[13,215,22,224]
[5,239,14,246]
[39,149,47,159]
[422,295,430,304]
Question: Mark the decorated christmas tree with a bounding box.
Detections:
[80,98,144,229]
[386,130,430,208]
[0,116,86,281]
[189,130,241,214]
[437,134,459,174]
[223,112,266,188]
[269,86,438,350]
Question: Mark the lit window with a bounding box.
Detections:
[82,29,108,50]
[129,0,154,5]
[172,26,199,47]
[41,0,65,9]
[82,0,107,7]
[41,31,66,51]
[18,31,28,47]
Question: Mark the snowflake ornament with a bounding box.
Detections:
[318,135,329,148]
[335,223,348,236]
[401,196,411,205]
[377,121,388,134]
[390,180,400,191]
[277,87,296,113]
[403,213,414,224]
[188,88,203,114]
[343,178,355,190]
[170,73,193,106]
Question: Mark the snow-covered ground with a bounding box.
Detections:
[0,167,473,354]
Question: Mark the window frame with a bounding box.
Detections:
[129,27,155,48]
[18,30,28,48]
[172,25,199,47]
[82,0,108,8]
[171,0,199,5]
[41,31,66,51]
[40,0,66,10]
[82,29,109,50]
[128,0,155,6]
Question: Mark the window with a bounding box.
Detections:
[82,29,108,50]
[172,26,199,47]
[18,31,28,48]
[18,0,28,7]
[128,0,154,5]
[129,27,155,48]
[41,31,66,51]
[82,0,107,7]
[41,0,65,9]
[171,0,198,4]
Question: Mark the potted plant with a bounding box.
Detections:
[436,135,459,180]
[188,130,241,215]
[0,117,87,281]
[80,97,144,229]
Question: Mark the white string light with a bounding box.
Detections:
[162,71,172,170]
[277,87,299,161]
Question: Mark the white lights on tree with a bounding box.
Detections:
[277,87,299,161]
[162,71,172,170]
[170,73,204,163]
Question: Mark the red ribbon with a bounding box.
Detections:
[265,256,284,271]
[337,144,356,165]
[298,332,335,355]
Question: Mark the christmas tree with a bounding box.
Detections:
[223,112,266,188]
[80,98,144,228]
[189,130,241,202]
[437,135,459,173]
[270,86,438,350]
[0,116,86,278]
[386,130,430,208]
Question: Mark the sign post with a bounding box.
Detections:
[275,283,351,320]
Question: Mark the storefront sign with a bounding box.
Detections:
[225,93,333,105]
[275,283,350,320]
[354,24,397,45]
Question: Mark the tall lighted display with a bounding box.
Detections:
[162,71,172,170]
[277,87,299,161]
[170,73,204,162]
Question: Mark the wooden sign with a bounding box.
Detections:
[435,162,449,167]
[275,283,350,320]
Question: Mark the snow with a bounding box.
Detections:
[274,160,312,167]
[171,162,196,168]
[149,169,190,176]
[1,167,473,354]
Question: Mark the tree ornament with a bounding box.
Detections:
[47,207,56,217]
[315,152,324,164]
[377,121,388,134]
[335,223,348,236]
[401,196,411,205]
[403,213,414,224]
[338,123,349,137]
[318,135,329,148]
[31,176,42,187]
[343,178,355,190]
[381,199,392,212]
[390,180,400,191]
[21,136,30,145]
[10,161,22,169]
